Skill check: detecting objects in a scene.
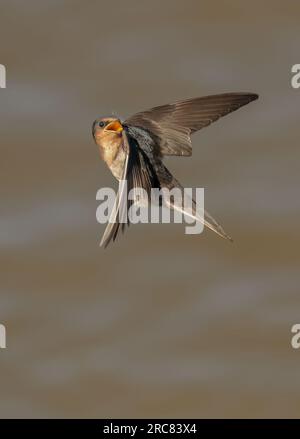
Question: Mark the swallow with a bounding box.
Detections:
[92,92,258,247]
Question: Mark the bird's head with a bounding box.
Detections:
[92,116,124,164]
[92,117,123,142]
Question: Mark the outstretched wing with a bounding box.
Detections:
[100,130,159,248]
[125,92,258,156]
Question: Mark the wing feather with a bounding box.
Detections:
[125,93,258,156]
[100,131,159,248]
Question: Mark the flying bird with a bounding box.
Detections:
[92,93,258,247]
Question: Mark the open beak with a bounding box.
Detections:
[104,120,123,133]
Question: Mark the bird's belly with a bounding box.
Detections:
[110,149,126,180]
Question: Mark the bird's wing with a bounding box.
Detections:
[99,148,129,248]
[125,93,258,156]
[100,130,159,248]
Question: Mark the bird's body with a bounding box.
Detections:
[92,92,258,247]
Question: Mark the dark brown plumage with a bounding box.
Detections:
[125,93,258,156]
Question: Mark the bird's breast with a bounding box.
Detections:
[98,136,125,180]
[109,147,126,180]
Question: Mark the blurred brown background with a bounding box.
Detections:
[0,0,299,418]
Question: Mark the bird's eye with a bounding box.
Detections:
[99,121,105,128]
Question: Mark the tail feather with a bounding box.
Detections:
[203,208,233,242]
[158,165,233,242]
[163,182,233,242]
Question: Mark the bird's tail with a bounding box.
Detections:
[202,207,233,242]
[162,178,233,242]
